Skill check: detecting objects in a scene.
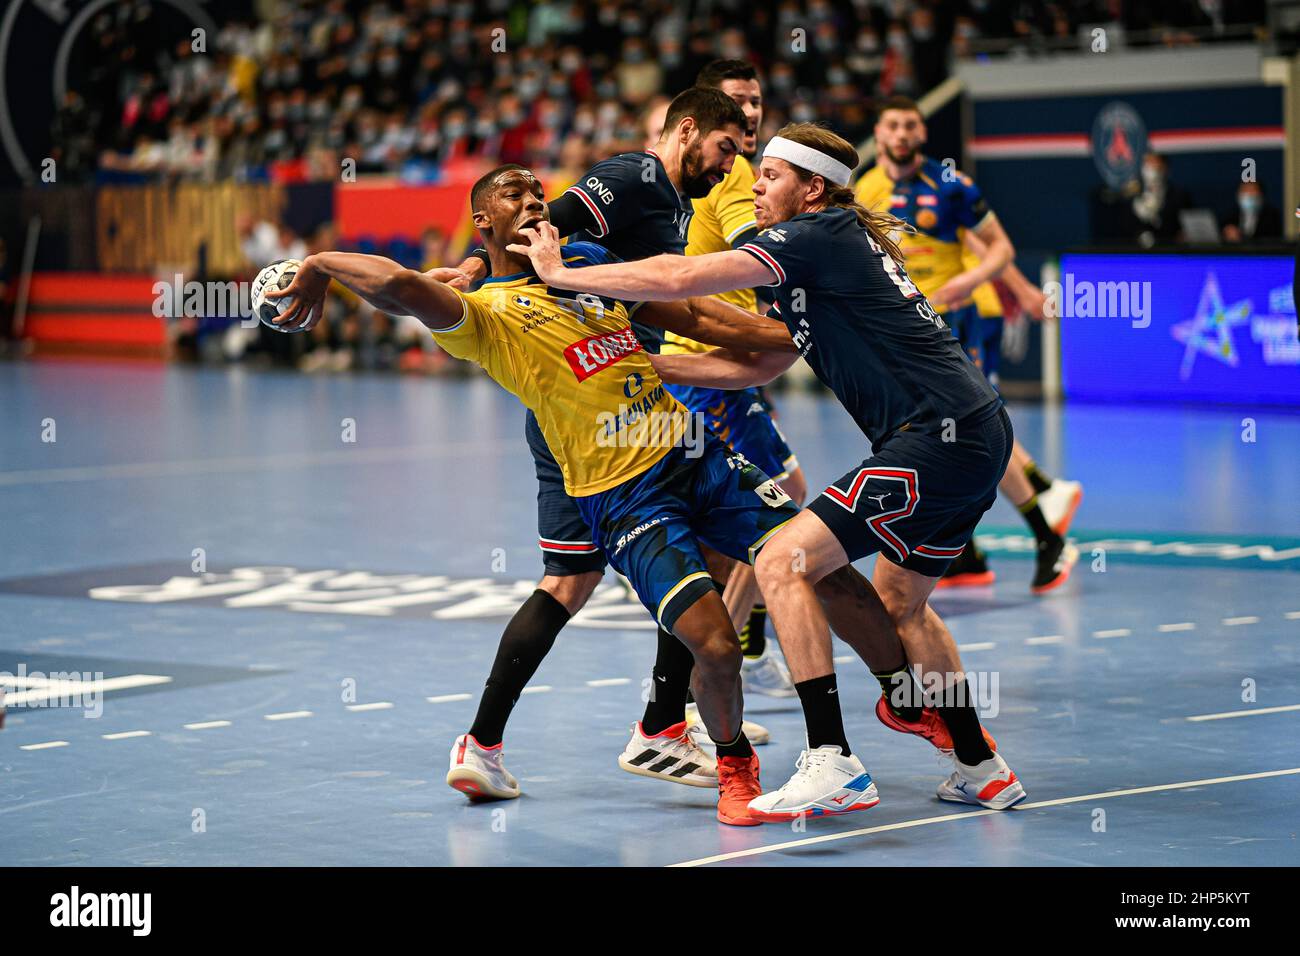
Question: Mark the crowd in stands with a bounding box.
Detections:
[54,0,1265,186]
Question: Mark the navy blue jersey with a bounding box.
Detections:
[562,150,691,351]
[739,207,999,449]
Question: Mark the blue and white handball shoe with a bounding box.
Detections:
[747,745,879,821]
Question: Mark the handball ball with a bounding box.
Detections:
[252,259,304,332]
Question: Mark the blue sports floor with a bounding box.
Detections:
[2,360,1298,866]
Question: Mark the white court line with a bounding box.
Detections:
[1187,703,1300,722]
[1026,635,1064,646]
[427,693,472,704]
[20,741,69,751]
[184,720,231,730]
[263,710,313,721]
[1158,622,1196,633]
[957,642,996,652]
[520,686,552,695]
[586,678,630,687]
[1286,611,1300,620]
[669,767,1300,867]
[1093,628,1131,639]
[346,702,394,712]
[1,674,172,707]
[1222,616,1259,626]
[833,656,854,664]
[101,730,151,740]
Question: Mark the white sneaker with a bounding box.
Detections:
[1036,479,1083,537]
[446,733,520,800]
[685,702,771,746]
[747,745,879,821]
[741,648,797,698]
[937,752,1027,810]
[618,720,717,788]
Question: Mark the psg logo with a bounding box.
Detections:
[1091,101,1147,189]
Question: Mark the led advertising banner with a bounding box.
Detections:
[1059,253,1300,405]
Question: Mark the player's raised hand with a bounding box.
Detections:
[507,222,565,283]
[266,256,330,332]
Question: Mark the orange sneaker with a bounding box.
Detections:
[716,753,763,826]
[874,696,997,755]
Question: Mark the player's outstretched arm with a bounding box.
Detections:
[648,347,798,390]
[268,252,467,332]
[635,297,796,353]
[935,218,1016,308]
[507,222,771,302]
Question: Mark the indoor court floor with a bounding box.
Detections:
[2,360,1297,867]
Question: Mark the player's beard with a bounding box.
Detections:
[680,140,717,198]
[884,143,918,165]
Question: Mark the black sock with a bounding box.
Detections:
[468,588,571,746]
[795,673,851,755]
[933,678,994,766]
[641,626,694,735]
[1024,460,1053,495]
[739,604,767,659]
[712,729,754,759]
[1018,496,1058,548]
[872,663,922,721]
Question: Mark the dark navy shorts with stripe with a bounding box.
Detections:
[576,437,797,631]
[807,404,1013,576]
[526,410,607,576]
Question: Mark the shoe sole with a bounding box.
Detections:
[446,767,520,801]
[934,571,996,590]
[1031,545,1078,595]
[747,794,880,822]
[717,807,765,826]
[1048,487,1084,538]
[937,781,1027,810]
[617,755,716,789]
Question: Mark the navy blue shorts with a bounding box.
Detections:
[977,315,1004,386]
[943,304,980,360]
[576,437,798,631]
[807,405,1012,576]
[526,410,607,576]
[664,384,798,481]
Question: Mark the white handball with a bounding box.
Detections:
[252,258,304,332]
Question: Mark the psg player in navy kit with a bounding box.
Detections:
[512,122,1026,820]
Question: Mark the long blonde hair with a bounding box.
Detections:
[773,122,912,266]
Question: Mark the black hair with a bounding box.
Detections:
[470,163,530,212]
[662,86,747,139]
[695,59,758,88]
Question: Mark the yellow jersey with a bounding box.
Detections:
[961,241,1003,318]
[433,243,688,497]
[662,156,759,355]
[854,157,994,314]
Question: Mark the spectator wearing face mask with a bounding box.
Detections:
[1221,182,1282,243]
[1130,152,1190,246]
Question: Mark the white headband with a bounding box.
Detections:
[764,136,852,186]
